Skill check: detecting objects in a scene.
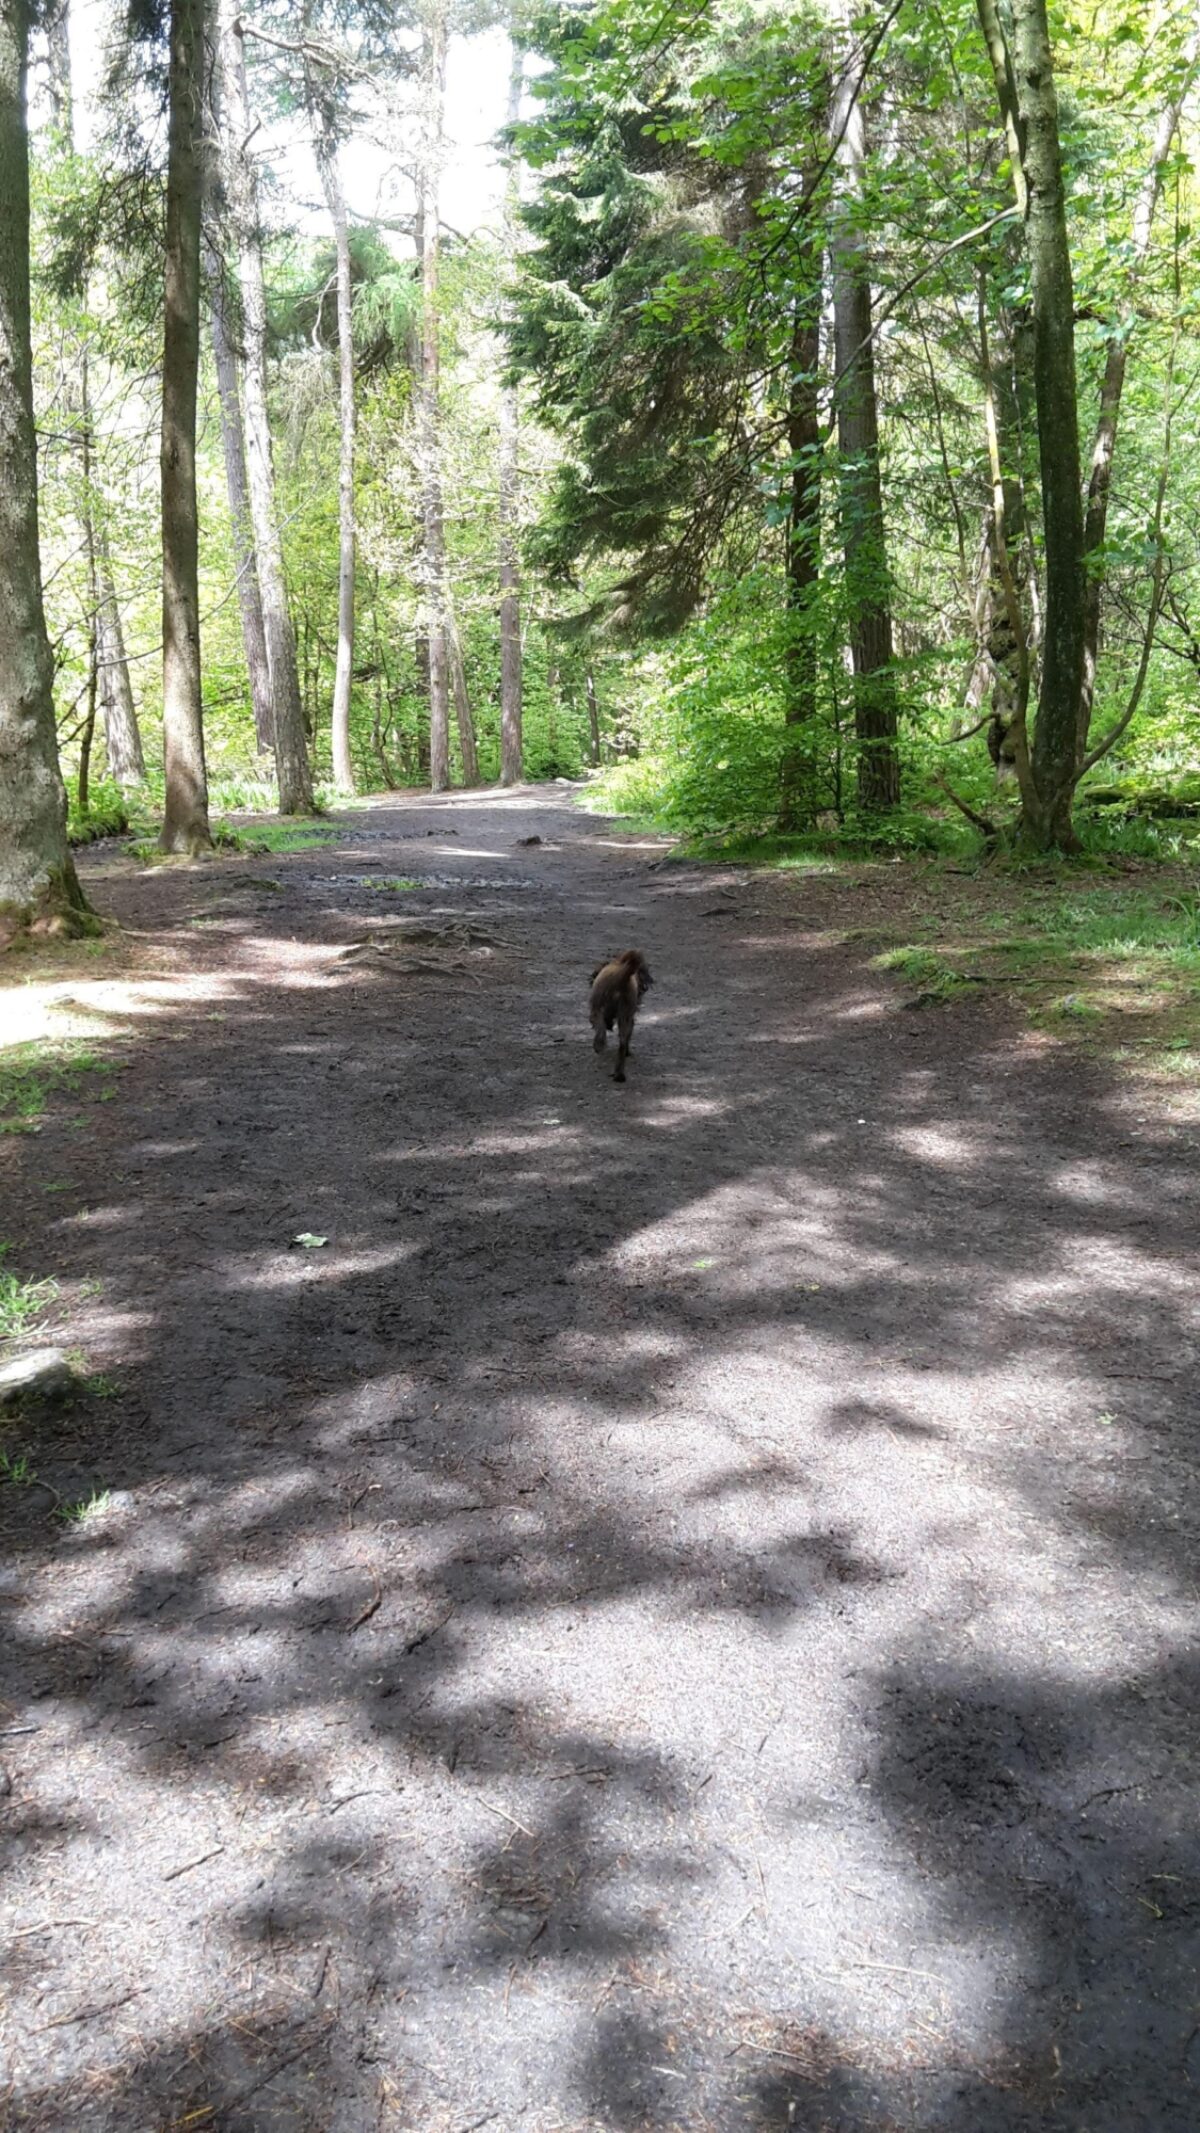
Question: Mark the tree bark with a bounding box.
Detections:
[1009,0,1086,847]
[417,8,451,793]
[204,225,274,756]
[0,0,89,938]
[220,0,314,812]
[159,0,211,853]
[94,536,145,785]
[498,36,523,786]
[780,263,822,828]
[314,121,356,792]
[585,670,601,765]
[828,11,901,814]
[47,0,145,792]
[448,606,479,783]
[980,293,1031,747]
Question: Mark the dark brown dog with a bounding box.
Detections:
[589,950,653,1083]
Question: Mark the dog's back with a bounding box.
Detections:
[589,950,652,1082]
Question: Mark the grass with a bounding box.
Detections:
[870,945,985,1000]
[0,1245,59,1341]
[677,829,850,874]
[866,878,1200,1060]
[56,1488,111,1525]
[0,1452,110,1526]
[0,1040,117,1136]
[128,816,338,862]
[221,819,338,855]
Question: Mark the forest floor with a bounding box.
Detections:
[1,785,1198,2132]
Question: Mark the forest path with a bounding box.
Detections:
[2,786,1197,2132]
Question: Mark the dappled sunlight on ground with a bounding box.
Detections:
[0,790,1197,2130]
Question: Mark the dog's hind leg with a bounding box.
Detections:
[613,999,635,1083]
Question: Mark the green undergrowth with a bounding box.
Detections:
[222,818,338,855]
[0,1040,120,1136]
[583,756,1200,870]
[868,881,1200,1061]
[128,816,340,862]
[67,780,136,846]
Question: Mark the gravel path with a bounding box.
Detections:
[1,787,1197,2131]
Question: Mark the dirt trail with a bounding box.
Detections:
[1,788,1197,2132]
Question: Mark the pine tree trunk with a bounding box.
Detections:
[829,13,900,814]
[498,37,523,786]
[159,0,211,853]
[982,298,1030,741]
[780,261,822,829]
[585,671,601,765]
[0,0,89,938]
[94,532,145,784]
[204,225,274,756]
[315,125,356,793]
[220,0,313,813]
[1010,0,1085,848]
[47,0,144,792]
[418,9,451,793]
[448,608,478,783]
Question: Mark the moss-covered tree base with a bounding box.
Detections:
[158,827,215,858]
[0,865,101,952]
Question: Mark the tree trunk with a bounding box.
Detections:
[780,266,822,828]
[79,357,99,814]
[981,294,1030,747]
[498,36,523,786]
[448,608,479,783]
[220,0,313,812]
[1010,0,1086,847]
[204,227,274,756]
[159,0,211,853]
[77,617,98,814]
[47,0,145,792]
[94,534,145,784]
[585,670,601,766]
[0,0,89,939]
[828,12,901,814]
[417,9,451,793]
[315,122,356,793]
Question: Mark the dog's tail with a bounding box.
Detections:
[621,949,652,999]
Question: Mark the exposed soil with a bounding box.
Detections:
[1,786,1197,2132]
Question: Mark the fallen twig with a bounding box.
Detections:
[403,1607,454,1655]
[476,1798,536,1839]
[6,1917,100,1940]
[36,1986,146,2031]
[349,1569,382,1631]
[162,1843,225,1883]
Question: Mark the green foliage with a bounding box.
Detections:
[68,781,131,845]
[22,0,1200,852]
